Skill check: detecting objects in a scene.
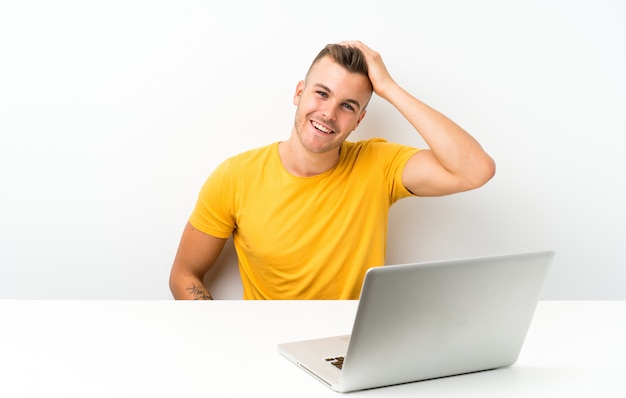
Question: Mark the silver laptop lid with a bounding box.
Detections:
[337,250,554,392]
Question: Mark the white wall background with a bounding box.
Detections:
[1,0,624,299]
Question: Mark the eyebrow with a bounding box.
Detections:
[313,83,362,111]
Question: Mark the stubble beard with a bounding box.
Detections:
[293,109,343,155]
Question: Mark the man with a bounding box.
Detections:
[169,41,495,300]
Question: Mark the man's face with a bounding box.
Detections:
[292,56,372,155]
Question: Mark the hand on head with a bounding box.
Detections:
[337,41,396,97]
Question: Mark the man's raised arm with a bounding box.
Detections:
[345,41,496,197]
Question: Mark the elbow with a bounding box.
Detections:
[169,262,189,300]
[168,268,179,299]
[470,155,496,189]
[459,154,495,192]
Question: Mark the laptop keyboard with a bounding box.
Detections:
[325,356,345,370]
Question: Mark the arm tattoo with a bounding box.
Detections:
[185,283,213,300]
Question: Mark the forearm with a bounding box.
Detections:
[381,83,491,176]
[170,273,213,300]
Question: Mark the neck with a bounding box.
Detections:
[278,139,341,177]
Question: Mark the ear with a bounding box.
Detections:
[293,80,305,105]
[353,109,367,130]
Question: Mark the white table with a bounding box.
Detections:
[1,300,624,397]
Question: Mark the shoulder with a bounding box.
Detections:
[344,138,387,150]
[205,143,279,186]
[342,138,419,160]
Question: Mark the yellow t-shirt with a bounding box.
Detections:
[189,138,419,299]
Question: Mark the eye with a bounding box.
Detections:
[342,103,355,112]
[315,91,328,98]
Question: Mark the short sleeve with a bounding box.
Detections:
[188,159,237,239]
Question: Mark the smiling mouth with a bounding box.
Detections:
[311,120,334,135]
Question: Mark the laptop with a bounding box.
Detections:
[278,250,554,392]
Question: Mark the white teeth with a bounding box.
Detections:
[312,121,332,134]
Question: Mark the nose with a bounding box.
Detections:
[320,101,338,121]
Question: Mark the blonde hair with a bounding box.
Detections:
[306,44,369,78]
